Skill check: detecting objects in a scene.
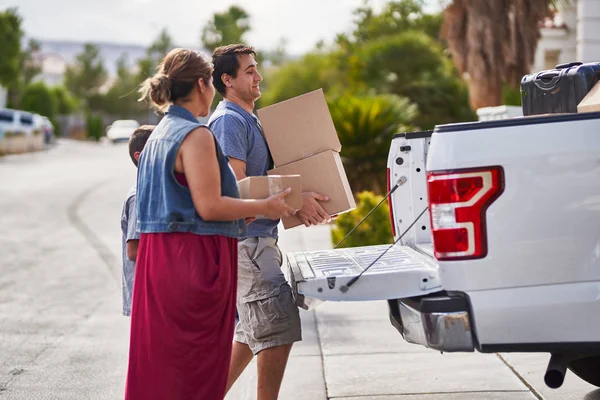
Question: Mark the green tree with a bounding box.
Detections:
[0,8,23,87]
[51,86,79,114]
[7,39,44,108]
[64,43,108,109]
[103,54,146,118]
[355,30,475,128]
[344,0,443,44]
[263,1,473,128]
[331,191,393,248]
[260,50,357,107]
[330,94,417,194]
[148,28,173,57]
[262,38,288,67]
[21,39,42,86]
[201,6,250,50]
[135,29,174,116]
[20,82,58,120]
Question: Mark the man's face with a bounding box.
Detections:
[229,53,262,101]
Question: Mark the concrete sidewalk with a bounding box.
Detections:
[227,225,600,400]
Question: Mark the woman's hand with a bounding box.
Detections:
[261,188,295,220]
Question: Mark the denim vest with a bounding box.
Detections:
[136,105,247,238]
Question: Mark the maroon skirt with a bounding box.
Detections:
[125,232,237,400]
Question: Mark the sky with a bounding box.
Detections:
[6,0,440,54]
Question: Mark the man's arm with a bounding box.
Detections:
[209,114,249,177]
[227,157,257,224]
[228,157,247,180]
[209,114,253,223]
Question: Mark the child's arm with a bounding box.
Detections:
[126,240,139,261]
[126,195,140,261]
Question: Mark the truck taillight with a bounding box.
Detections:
[427,166,504,260]
[387,168,396,237]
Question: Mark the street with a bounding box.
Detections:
[1,140,599,400]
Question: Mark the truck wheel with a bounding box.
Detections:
[568,356,600,387]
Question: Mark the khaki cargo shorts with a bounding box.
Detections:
[235,237,302,355]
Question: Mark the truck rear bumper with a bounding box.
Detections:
[389,294,475,352]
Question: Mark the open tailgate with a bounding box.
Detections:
[287,244,442,310]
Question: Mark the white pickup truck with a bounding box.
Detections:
[286,112,600,389]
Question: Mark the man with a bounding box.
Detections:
[209,44,331,399]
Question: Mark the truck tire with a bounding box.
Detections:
[568,356,600,387]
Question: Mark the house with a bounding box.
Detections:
[532,0,600,72]
[36,53,69,86]
[478,0,600,121]
[32,39,148,87]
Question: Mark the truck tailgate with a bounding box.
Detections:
[287,244,441,309]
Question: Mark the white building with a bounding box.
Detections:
[479,0,600,121]
[35,53,69,86]
[0,86,7,108]
[532,0,600,72]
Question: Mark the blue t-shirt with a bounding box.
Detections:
[209,100,277,239]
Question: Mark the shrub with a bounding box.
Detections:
[20,82,58,120]
[331,191,393,248]
[86,114,103,141]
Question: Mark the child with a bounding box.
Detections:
[120,125,154,316]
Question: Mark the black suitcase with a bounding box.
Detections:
[520,61,600,115]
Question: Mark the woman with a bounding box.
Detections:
[125,48,294,400]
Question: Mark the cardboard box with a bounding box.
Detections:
[268,150,356,229]
[257,89,342,167]
[577,83,600,113]
[238,175,303,213]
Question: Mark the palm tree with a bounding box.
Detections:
[328,94,418,194]
[441,0,563,110]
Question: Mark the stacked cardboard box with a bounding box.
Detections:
[257,89,356,229]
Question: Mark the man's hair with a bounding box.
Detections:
[128,125,154,166]
[212,44,256,96]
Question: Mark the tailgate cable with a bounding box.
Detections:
[333,176,429,293]
[334,176,405,249]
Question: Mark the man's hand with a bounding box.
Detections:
[296,191,330,227]
[244,217,256,225]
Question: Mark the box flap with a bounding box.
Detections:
[238,175,303,211]
[257,89,342,167]
[578,82,600,113]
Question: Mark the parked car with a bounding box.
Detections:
[0,108,36,137]
[106,120,140,142]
